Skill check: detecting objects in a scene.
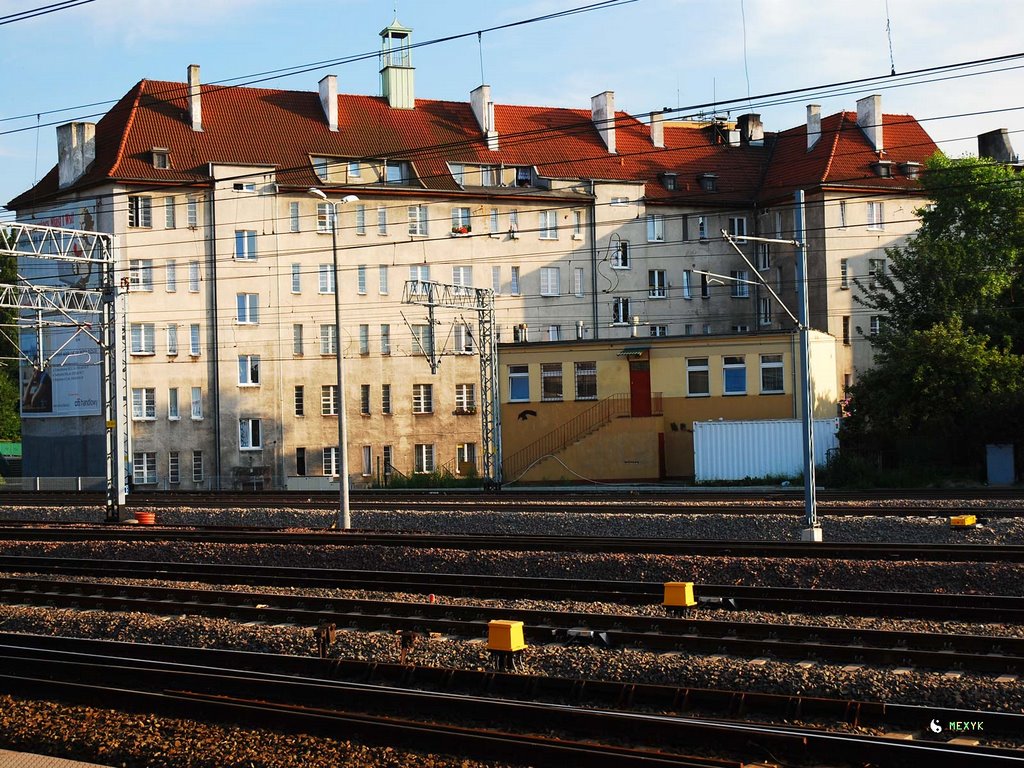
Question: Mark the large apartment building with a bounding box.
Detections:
[7,20,938,488]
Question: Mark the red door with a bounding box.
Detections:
[629,361,651,417]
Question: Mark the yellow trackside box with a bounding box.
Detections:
[950,515,977,527]
[487,620,526,652]
[663,582,697,608]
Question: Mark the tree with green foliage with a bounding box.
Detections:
[0,230,20,440]
[839,155,1024,482]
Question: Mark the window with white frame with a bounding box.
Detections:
[164,197,176,228]
[682,269,692,299]
[131,387,155,420]
[700,273,710,299]
[456,443,477,474]
[168,388,179,420]
[686,358,710,396]
[414,444,435,473]
[321,385,338,415]
[574,267,584,297]
[541,363,563,401]
[238,355,260,386]
[192,450,204,482]
[357,265,367,294]
[348,160,361,179]
[489,208,500,234]
[728,217,747,242]
[323,446,339,477]
[870,315,883,335]
[359,324,370,355]
[838,200,847,229]
[320,324,337,355]
[452,163,467,185]
[168,451,180,484]
[610,196,629,206]
[289,202,300,232]
[165,261,177,292]
[612,241,630,269]
[130,323,155,355]
[355,204,366,235]
[386,161,411,184]
[128,196,152,228]
[290,263,301,293]
[382,445,393,475]
[510,266,521,295]
[648,269,667,298]
[129,260,153,291]
[454,324,474,354]
[191,387,203,420]
[380,324,391,355]
[573,210,583,238]
[234,230,257,260]
[839,259,849,289]
[293,323,303,356]
[723,355,747,395]
[360,384,371,415]
[760,354,784,393]
[509,209,519,235]
[451,207,471,234]
[411,324,433,357]
[539,210,558,239]
[481,165,498,186]
[868,257,886,288]
[649,325,667,337]
[236,293,259,324]
[378,265,389,294]
[548,325,561,341]
[312,157,329,180]
[294,385,305,417]
[647,214,664,242]
[409,264,430,294]
[867,202,884,230]
[455,383,476,411]
[187,197,199,228]
[508,365,529,402]
[166,324,178,355]
[381,383,392,414]
[316,202,334,233]
[132,451,157,484]
[452,265,473,287]
[611,296,631,324]
[574,361,597,400]
[492,266,501,294]
[756,243,770,271]
[540,267,560,296]
[361,445,372,476]
[733,324,750,333]
[697,215,708,240]
[774,210,783,238]
[408,205,428,236]
[318,264,335,294]
[188,261,200,292]
[412,383,433,414]
[759,297,772,325]
[377,205,388,235]
[730,270,750,298]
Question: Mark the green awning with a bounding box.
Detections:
[617,347,649,359]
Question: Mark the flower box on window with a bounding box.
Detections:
[451,226,471,236]
[452,407,477,416]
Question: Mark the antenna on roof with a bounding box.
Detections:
[885,0,896,75]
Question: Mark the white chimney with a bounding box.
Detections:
[56,122,96,188]
[470,85,498,150]
[591,91,616,154]
[806,104,821,151]
[319,75,338,132]
[188,64,203,132]
[650,110,665,149]
[856,94,883,152]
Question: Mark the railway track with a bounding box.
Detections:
[3,574,1022,674]
[0,633,1019,767]
[2,554,1023,623]
[0,525,1021,560]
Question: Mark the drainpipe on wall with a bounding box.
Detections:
[206,179,223,489]
[588,180,600,339]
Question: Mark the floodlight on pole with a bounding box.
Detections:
[307,187,359,530]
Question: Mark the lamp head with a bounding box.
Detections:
[307,187,327,200]
[341,194,359,204]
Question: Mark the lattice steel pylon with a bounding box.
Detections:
[0,222,125,521]
[401,280,501,486]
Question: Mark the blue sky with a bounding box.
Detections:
[2,0,1022,212]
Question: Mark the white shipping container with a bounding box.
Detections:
[693,418,839,482]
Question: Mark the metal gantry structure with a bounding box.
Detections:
[401,279,501,486]
[0,222,126,521]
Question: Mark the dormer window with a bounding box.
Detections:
[661,172,677,191]
[232,182,256,193]
[449,163,465,186]
[871,160,894,178]
[385,161,411,185]
[697,173,718,192]
[515,167,532,187]
[900,161,921,180]
[480,165,499,186]
[152,148,170,169]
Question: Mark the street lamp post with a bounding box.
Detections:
[307,188,358,530]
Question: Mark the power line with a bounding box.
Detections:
[0,0,94,27]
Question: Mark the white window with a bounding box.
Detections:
[759,297,773,326]
[168,388,179,420]
[411,324,433,356]
[508,365,529,402]
[492,266,501,294]
[728,217,747,242]
[319,264,335,294]
[760,354,784,393]
[509,209,519,236]
[234,182,256,193]
[168,451,180,484]
[723,355,747,395]
[189,323,201,356]
[131,387,156,420]
[377,205,388,235]
[408,205,428,236]
[320,324,337,355]
[454,324,474,354]
[361,445,372,476]
[386,161,410,184]
[451,207,471,234]
[648,269,667,298]
[612,241,630,269]
[323,446,339,477]
[348,160,361,178]
[234,230,257,260]
[165,261,177,292]
[612,296,631,324]
[840,259,849,289]
[573,210,583,238]
[380,324,391,355]
[414,444,435,473]
[647,214,664,242]
[870,315,883,335]
[357,265,367,294]
[360,384,371,415]
[731,270,750,298]
[697,215,708,240]
[359,324,370,355]
[756,243,770,271]
[682,269,692,299]
[153,151,170,170]
[316,202,334,233]
[166,324,178,355]
[355,204,366,235]
[541,363,563,402]
[540,267,560,296]
[188,260,200,292]
[489,208,500,234]
[539,210,558,239]
[455,383,476,411]
[321,385,338,415]
[548,325,561,341]
[452,265,473,287]
[456,443,477,474]
[686,357,710,397]
[481,165,498,186]
[838,200,847,229]
[774,210,783,238]
[238,355,260,386]
[732,324,750,334]
[650,325,667,337]
[294,385,305,416]
[409,264,431,295]
[381,383,392,414]
[132,452,157,484]
[291,263,301,293]
[191,387,203,420]
[130,323,155,355]
[128,196,152,228]
[293,323,304,356]
[239,418,262,450]
[413,383,433,414]
[236,293,259,324]
[869,258,886,288]
[192,450,204,482]
[575,361,597,400]
[289,202,300,232]
[164,197,176,228]
[867,202,884,230]
[610,196,629,206]
[187,197,199,228]
[510,266,521,295]
[574,267,585,297]
[312,157,329,180]
[129,260,153,291]
[378,265,389,295]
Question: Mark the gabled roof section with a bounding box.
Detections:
[759,110,938,204]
